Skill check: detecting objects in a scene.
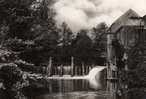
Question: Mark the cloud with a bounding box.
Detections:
[53,0,146,32]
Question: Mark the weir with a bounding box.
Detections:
[46,57,96,76]
[47,66,106,89]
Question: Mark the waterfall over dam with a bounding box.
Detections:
[47,66,106,89]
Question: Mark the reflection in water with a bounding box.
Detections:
[35,91,109,99]
[33,66,108,99]
[34,79,109,99]
[49,79,91,93]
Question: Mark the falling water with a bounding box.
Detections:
[85,66,106,89]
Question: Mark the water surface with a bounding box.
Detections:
[33,66,109,99]
[33,79,109,99]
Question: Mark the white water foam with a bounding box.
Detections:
[85,66,106,89]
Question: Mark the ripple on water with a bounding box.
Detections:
[34,91,110,99]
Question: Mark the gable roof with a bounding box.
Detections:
[110,9,142,33]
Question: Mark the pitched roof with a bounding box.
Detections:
[110,9,142,33]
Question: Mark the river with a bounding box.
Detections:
[32,67,111,99]
[33,79,110,99]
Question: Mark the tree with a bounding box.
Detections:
[55,22,74,65]
[0,0,37,40]
[72,30,93,65]
[18,0,61,65]
[91,22,108,65]
[59,22,74,46]
[92,22,108,40]
[0,48,31,99]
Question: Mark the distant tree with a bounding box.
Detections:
[92,22,108,42]
[59,22,74,46]
[56,22,74,65]
[72,30,93,65]
[91,22,108,65]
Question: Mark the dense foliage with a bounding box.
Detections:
[113,40,146,99]
[0,0,107,98]
[0,0,107,66]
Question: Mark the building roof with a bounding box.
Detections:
[110,9,143,33]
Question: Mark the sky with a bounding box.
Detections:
[53,0,146,32]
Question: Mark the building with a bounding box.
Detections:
[108,9,146,70]
[107,9,146,99]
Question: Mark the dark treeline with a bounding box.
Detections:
[0,0,107,67]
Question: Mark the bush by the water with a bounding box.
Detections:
[0,63,29,99]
